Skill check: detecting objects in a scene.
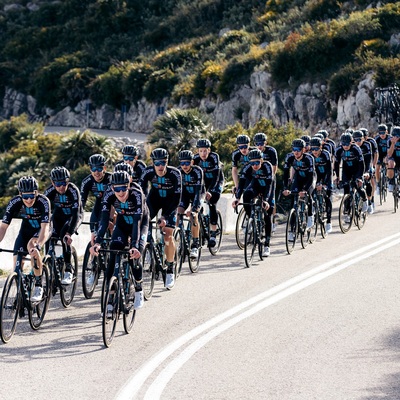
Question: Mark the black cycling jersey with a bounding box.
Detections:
[311,149,332,186]
[324,139,336,156]
[366,137,378,158]
[357,141,372,173]
[259,145,278,167]
[178,165,205,211]
[193,152,223,193]
[115,159,147,183]
[334,145,365,180]
[283,152,315,191]
[374,134,392,162]
[231,147,256,169]
[388,138,400,162]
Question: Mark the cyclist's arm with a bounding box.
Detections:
[0,221,9,242]
[80,175,92,210]
[94,195,113,244]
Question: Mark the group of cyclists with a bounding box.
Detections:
[1,122,398,321]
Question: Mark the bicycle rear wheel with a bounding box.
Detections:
[173,228,183,280]
[209,210,223,256]
[300,212,309,249]
[338,194,354,233]
[285,209,297,254]
[393,184,399,213]
[60,247,78,308]
[0,273,20,343]
[82,242,100,299]
[28,264,51,330]
[244,218,256,268]
[189,228,202,273]
[142,243,155,300]
[308,210,319,244]
[102,276,119,348]
[123,268,136,334]
[235,207,247,250]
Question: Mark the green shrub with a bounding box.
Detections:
[327,63,363,99]
[123,62,154,103]
[143,68,179,103]
[366,56,400,88]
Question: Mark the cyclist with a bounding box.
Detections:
[231,134,254,194]
[117,145,146,184]
[334,132,368,216]
[300,135,311,153]
[317,130,336,157]
[0,176,51,302]
[80,154,113,244]
[374,124,391,193]
[309,137,333,233]
[44,166,83,285]
[90,171,149,310]
[177,150,205,259]
[139,148,182,289]
[193,138,224,247]
[282,138,316,238]
[386,126,400,192]
[232,149,273,257]
[353,130,374,214]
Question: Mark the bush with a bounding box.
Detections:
[143,68,179,103]
[327,63,363,99]
[123,62,154,103]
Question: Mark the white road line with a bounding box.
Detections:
[115,232,400,400]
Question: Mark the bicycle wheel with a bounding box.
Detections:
[393,184,398,213]
[102,276,119,348]
[338,194,354,233]
[244,218,256,268]
[60,247,78,308]
[0,273,20,343]
[28,264,51,330]
[189,227,202,273]
[82,242,100,299]
[142,243,155,300]
[235,207,247,250]
[317,196,326,239]
[300,211,309,249]
[355,197,367,230]
[308,209,319,244]
[123,267,136,334]
[257,211,266,261]
[173,228,183,281]
[209,210,223,256]
[285,209,297,254]
[382,174,388,203]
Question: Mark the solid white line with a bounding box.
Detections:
[115,232,400,400]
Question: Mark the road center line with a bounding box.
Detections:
[116,232,400,400]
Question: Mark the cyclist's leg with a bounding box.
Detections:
[208,190,221,246]
[387,158,395,191]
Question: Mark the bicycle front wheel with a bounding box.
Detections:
[142,244,155,300]
[82,242,100,299]
[0,273,20,343]
[235,207,247,250]
[173,228,183,280]
[355,197,367,230]
[28,264,51,330]
[189,228,202,273]
[60,247,78,308]
[285,209,297,254]
[123,268,136,334]
[308,210,319,244]
[338,194,354,233]
[209,210,223,256]
[244,218,256,268]
[393,185,398,213]
[102,276,119,348]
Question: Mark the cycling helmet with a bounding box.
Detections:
[114,163,134,176]
[254,132,267,143]
[300,135,311,145]
[391,126,400,137]
[292,139,305,149]
[236,135,250,145]
[378,123,387,132]
[360,128,368,137]
[352,130,364,139]
[150,148,168,160]
[178,150,194,160]
[317,129,329,138]
[310,137,322,147]
[88,154,106,166]
[111,171,130,185]
[340,132,353,145]
[18,176,38,192]
[50,166,70,181]
[248,149,263,160]
[196,138,211,148]
[122,145,138,156]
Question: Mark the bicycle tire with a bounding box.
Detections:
[393,184,398,213]
[102,276,119,348]
[60,247,78,308]
[235,207,247,250]
[82,242,100,299]
[0,273,20,343]
[338,194,354,233]
[285,209,297,254]
[244,218,256,268]
[142,243,155,300]
[173,228,183,282]
[316,194,326,239]
[209,210,223,256]
[308,209,319,244]
[28,264,51,330]
[300,210,309,249]
[355,197,366,230]
[189,227,202,273]
[122,267,136,334]
[257,210,266,261]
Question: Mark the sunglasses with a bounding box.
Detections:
[238,145,248,150]
[310,147,320,151]
[180,161,191,166]
[54,181,67,187]
[91,166,104,172]
[154,160,167,167]
[123,156,135,161]
[378,131,386,134]
[255,142,265,147]
[21,193,35,200]
[292,147,302,152]
[354,138,362,142]
[250,160,261,166]
[113,185,128,193]
[341,142,351,146]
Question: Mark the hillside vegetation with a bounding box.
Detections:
[0,0,399,113]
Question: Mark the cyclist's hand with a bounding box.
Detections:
[316,183,323,191]
[205,191,212,201]
[29,246,40,260]
[232,199,239,208]
[283,190,290,196]
[299,190,307,198]
[108,220,114,233]
[129,247,141,260]
[63,234,72,245]
[90,232,96,246]
[262,201,270,210]
[363,172,370,180]
[356,178,363,187]
[232,186,237,194]
[157,217,166,228]
[90,244,101,256]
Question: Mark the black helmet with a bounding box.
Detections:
[292,139,305,149]
[122,145,138,156]
[114,163,134,176]
[150,148,168,160]
[178,150,194,160]
[254,132,267,143]
[314,133,324,140]
[300,135,311,145]
[310,137,322,147]
[236,135,250,145]
[50,166,70,181]
[391,126,400,137]
[88,154,106,166]
[345,128,354,134]
[111,171,130,185]
[360,128,368,137]
[317,129,329,138]
[340,132,353,145]
[378,124,387,132]
[352,130,364,139]
[248,149,263,160]
[196,138,211,148]
[18,176,38,192]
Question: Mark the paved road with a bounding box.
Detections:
[1,199,400,400]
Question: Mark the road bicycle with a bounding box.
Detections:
[338,180,367,233]
[44,237,78,307]
[313,186,328,239]
[0,249,50,343]
[391,168,400,213]
[198,203,223,255]
[177,213,201,273]
[99,248,137,347]
[378,163,388,205]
